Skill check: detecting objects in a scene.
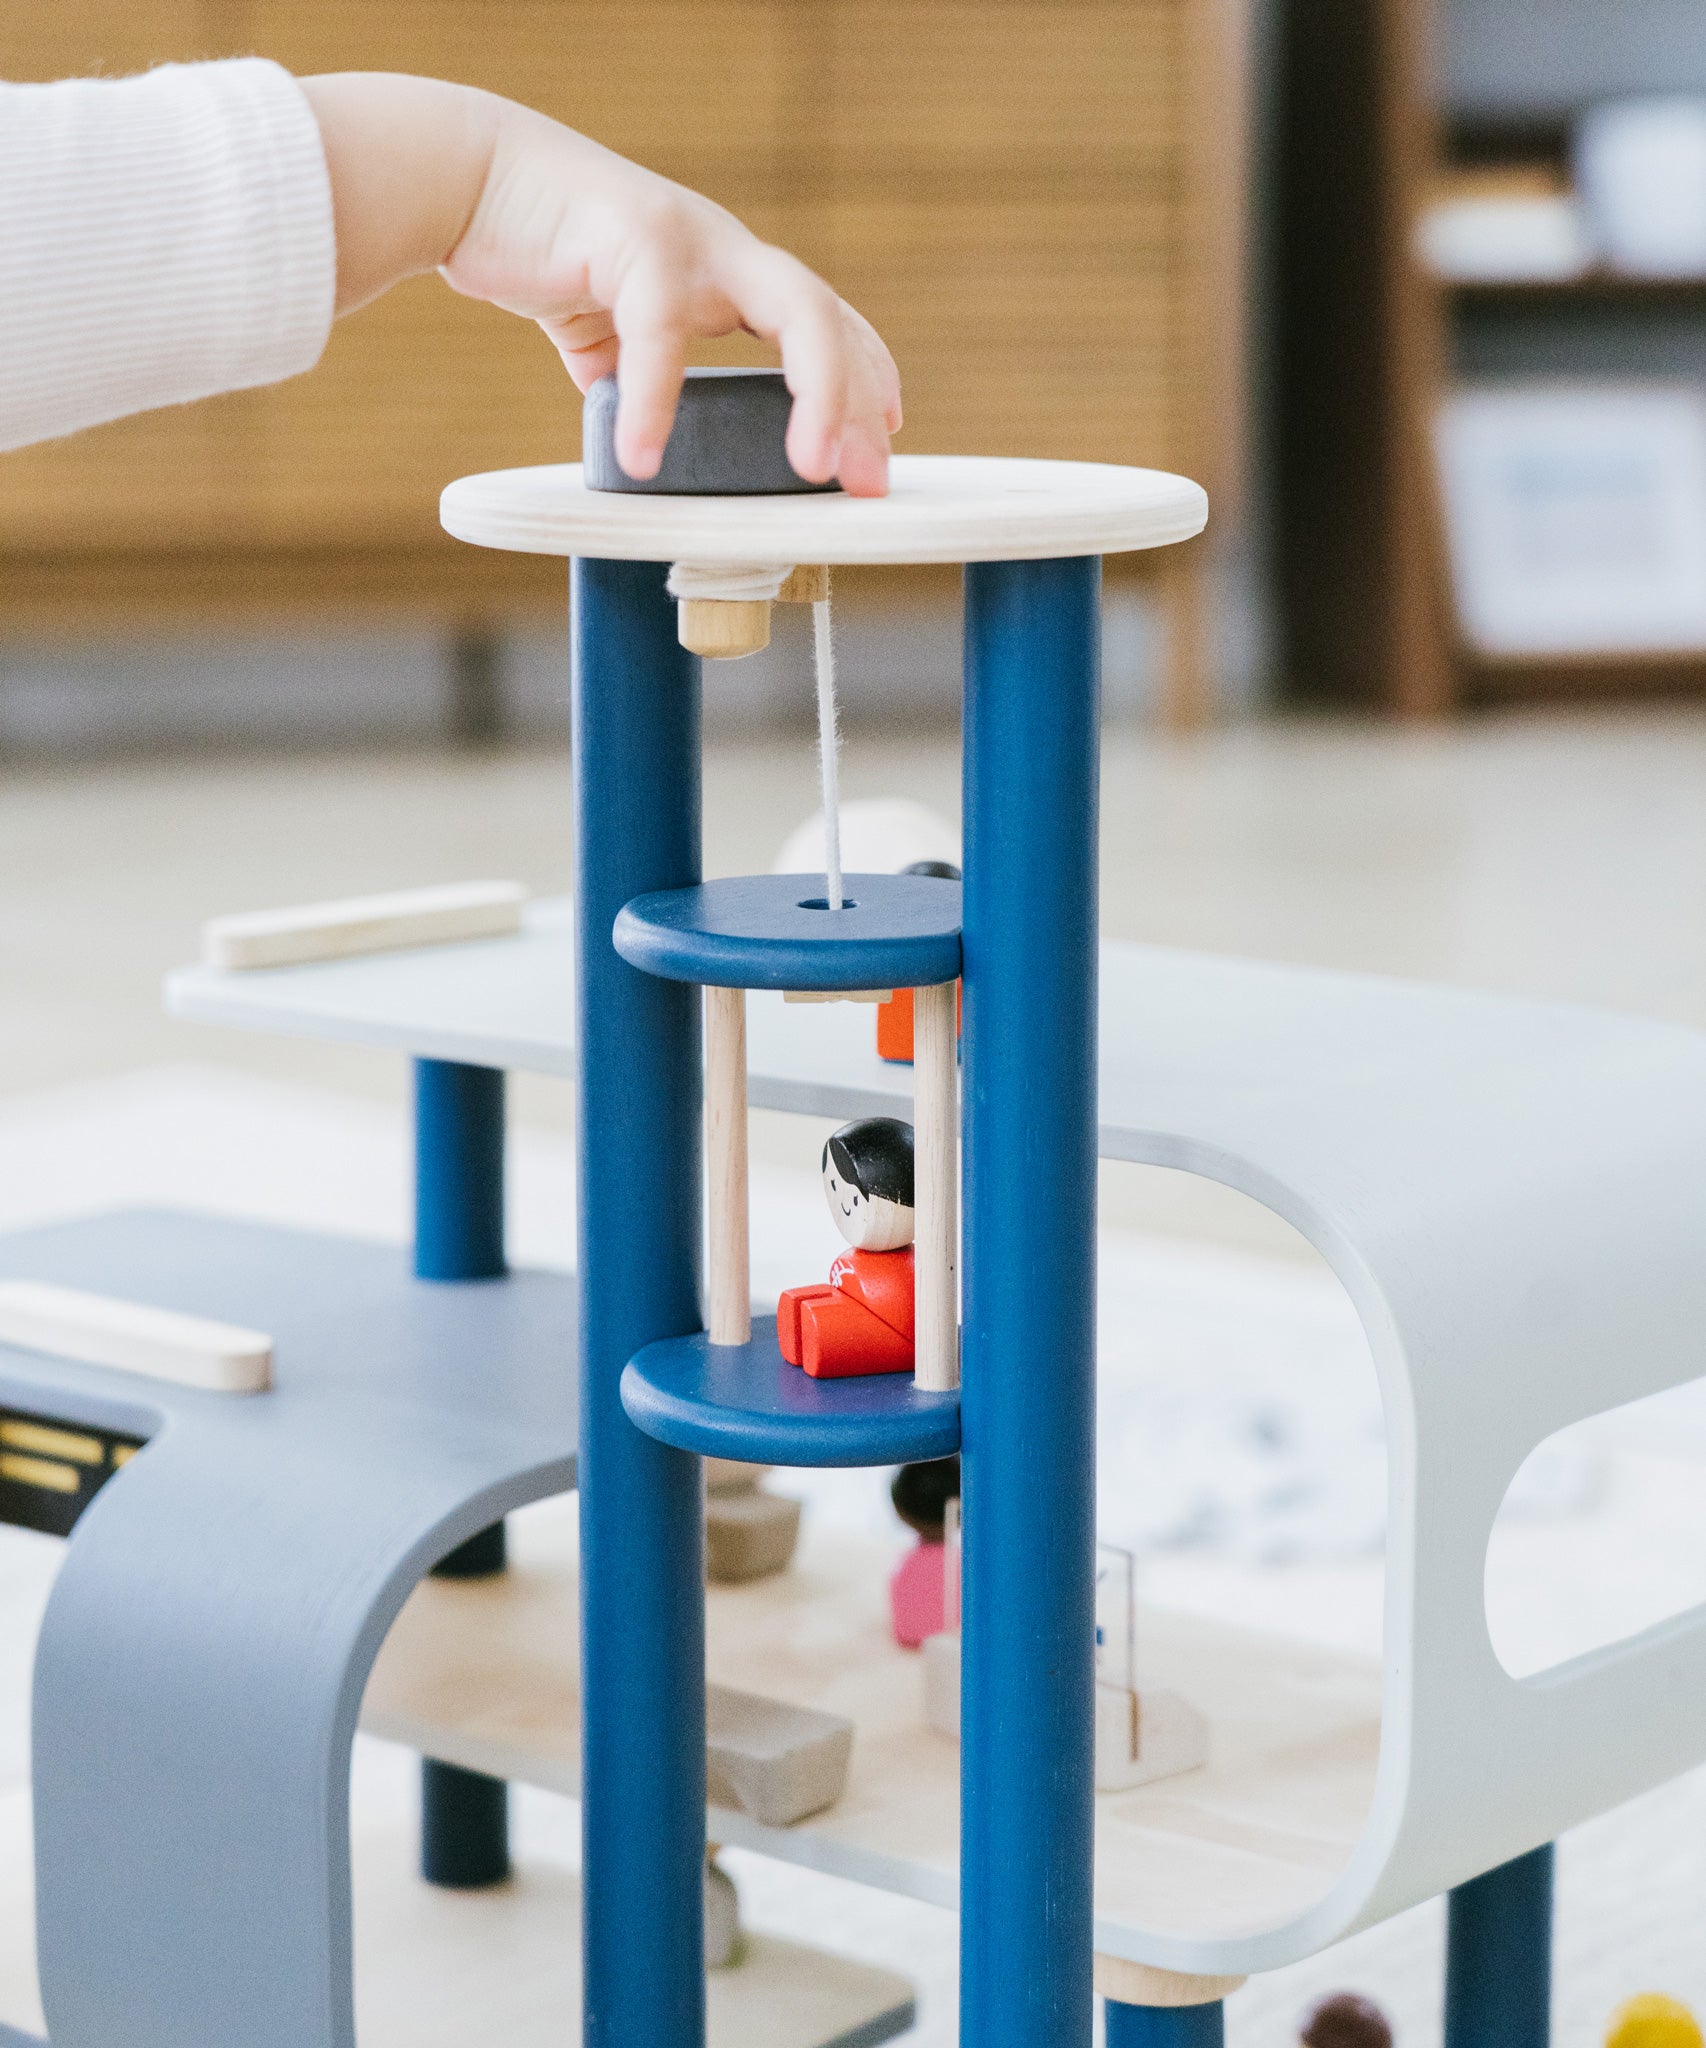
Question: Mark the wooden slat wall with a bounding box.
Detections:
[0,0,1232,624]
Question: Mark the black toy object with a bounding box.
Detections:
[583,368,840,495]
[1299,1992,1395,2048]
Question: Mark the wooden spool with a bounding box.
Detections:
[677,564,830,661]
[679,600,773,661]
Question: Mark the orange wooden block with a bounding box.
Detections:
[876,984,962,1064]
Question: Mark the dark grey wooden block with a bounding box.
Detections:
[583,369,839,496]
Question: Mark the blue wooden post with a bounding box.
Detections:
[414,1058,506,1282]
[1105,2001,1226,2048]
[413,1055,513,1888]
[960,556,1102,2048]
[1445,1843,1554,2048]
[573,556,707,2048]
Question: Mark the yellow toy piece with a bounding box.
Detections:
[1606,1993,1706,2048]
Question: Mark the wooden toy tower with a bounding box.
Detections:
[440,411,1206,2048]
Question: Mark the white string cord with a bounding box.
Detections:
[812,596,844,910]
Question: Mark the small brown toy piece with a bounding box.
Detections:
[705,1458,802,1584]
[1299,1992,1394,2048]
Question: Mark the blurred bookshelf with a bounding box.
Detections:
[1274,0,1706,715]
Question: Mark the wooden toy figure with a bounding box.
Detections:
[1606,1994,1706,2048]
[779,1117,917,1377]
[889,1456,961,1646]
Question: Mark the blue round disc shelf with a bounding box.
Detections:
[613,871,961,991]
[622,1319,961,1466]
[615,869,963,1464]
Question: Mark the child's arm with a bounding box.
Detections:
[0,61,898,495]
[301,74,900,496]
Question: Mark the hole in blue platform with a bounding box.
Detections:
[797,897,860,912]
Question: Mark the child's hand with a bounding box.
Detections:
[301,73,901,496]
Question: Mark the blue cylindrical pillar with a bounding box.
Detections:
[1445,1843,1554,2048]
[960,556,1102,2048]
[414,1057,507,1280]
[412,1055,512,1888]
[1105,2000,1226,2048]
[573,556,707,2048]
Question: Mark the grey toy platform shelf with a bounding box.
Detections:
[0,1787,915,2048]
[168,897,1706,1980]
[0,1209,576,2048]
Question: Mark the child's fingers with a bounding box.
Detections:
[610,269,690,479]
[847,306,904,434]
[539,307,621,393]
[722,241,897,494]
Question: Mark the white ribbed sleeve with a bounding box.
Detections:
[0,59,336,453]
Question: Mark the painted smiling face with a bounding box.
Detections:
[822,1117,915,1253]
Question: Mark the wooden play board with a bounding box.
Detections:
[0,1782,914,2048]
[362,1500,1383,1961]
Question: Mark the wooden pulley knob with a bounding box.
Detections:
[678,598,773,660]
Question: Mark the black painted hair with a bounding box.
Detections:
[823,1116,914,1206]
[902,858,962,881]
[891,1457,960,1537]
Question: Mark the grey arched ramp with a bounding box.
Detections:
[0,1209,575,2048]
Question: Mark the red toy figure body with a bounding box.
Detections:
[779,1245,915,1377]
[777,1116,916,1379]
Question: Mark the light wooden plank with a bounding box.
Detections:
[361,1505,1383,1954]
[202,880,526,972]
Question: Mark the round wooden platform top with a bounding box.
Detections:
[440,454,1207,566]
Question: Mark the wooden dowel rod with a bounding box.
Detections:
[914,979,959,1391]
[705,985,751,1346]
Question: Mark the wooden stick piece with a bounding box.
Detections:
[913,979,959,1391]
[0,1280,272,1393]
[705,984,751,1346]
[203,879,526,972]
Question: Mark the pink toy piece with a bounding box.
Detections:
[890,1539,949,1649]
